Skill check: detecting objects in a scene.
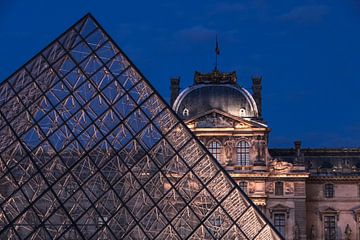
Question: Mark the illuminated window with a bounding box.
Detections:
[275,182,284,196]
[324,184,334,198]
[274,213,285,237]
[239,181,248,194]
[324,216,336,240]
[183,108,189,116]
[208,141,221,161]
[236,141,250,165]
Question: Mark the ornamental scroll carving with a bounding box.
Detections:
[285,182,294,194]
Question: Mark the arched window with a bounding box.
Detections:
[275,182,284,196]
[208,141,221,162]
[239,181,248,194]
[324,183,334,198]
[236,141,250,165]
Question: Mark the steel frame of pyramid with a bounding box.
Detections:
[0,14,283,240]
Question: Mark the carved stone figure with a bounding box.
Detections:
[294,223,299,240]
[345,224,352,240]
[270,159,293,173]
[309,225,315,240]
[224,140,235,161]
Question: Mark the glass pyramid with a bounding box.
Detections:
[0,14,282,240]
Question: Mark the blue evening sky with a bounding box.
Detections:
[0,0,360,148]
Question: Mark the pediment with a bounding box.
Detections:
[319,207,340,220]
[185,109,267,129]
[269,204,291,218]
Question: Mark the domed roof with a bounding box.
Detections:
[173,83,258,120]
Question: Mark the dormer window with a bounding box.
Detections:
[239,108,246,117]
[183,108,189,116]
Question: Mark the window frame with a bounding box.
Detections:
[236,140,250,166]
[324,183,334,198]
[323,215,336,240]
[275,181,284,196]
[239,181,248,194]
[274,213,286,237]
[207,140,222,162]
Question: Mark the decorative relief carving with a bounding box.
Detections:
[269,159,293,173]
[234,122,247,128]
[266,182,274,194]
[197,113,234,128]
[249,182,256,194]
[285,182,294,194]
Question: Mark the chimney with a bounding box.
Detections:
[252,76,262,118]
[294,140,304,165]
[294,140,301,157]
[170,77,180,107]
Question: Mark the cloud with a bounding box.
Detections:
[174,25,217,43]
[280,5,330,24]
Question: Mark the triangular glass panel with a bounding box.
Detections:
[0,14,283,239]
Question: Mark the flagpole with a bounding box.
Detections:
[215,35,217,70]
[215,35,220,71]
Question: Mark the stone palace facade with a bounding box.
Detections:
[171,69,360,240]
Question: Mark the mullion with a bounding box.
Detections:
[111,112,211,238]
[187,188,250,240]
[0,110,84,239]
[0,13,89,92]
[133,106,245,238]
[0,155,47,240]
[3,57,131,191]
[1,76,103,238]
[37,95,166,239]
[6,47,187,240]
[1,89,87,240]
[3,75,150,217]
[63,113,139,239]
[91,14,283,239]
[120,132,208,239]
[0,141,34,188]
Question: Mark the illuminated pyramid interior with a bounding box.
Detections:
[0,14,282,239]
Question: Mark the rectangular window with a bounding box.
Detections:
[324,184,334,198]
[324,216,336,240]
[275,182,284,196]
[274,213,285,236]
[239,181,248,194]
